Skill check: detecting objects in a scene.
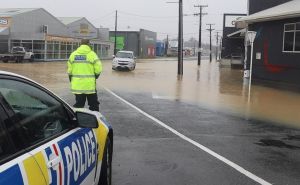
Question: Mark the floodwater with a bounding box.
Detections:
[0,58,299,128]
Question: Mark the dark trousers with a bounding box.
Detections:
[74,93,100,111]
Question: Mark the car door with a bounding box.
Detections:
[0,76,98,185]
[0,93,47,185]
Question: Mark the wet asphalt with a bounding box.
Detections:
[1,58,300,185]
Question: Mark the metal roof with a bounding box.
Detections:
[0,8,38,17]
[57,17,84,25]
[237,0,300,25]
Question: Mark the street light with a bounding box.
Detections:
[247,31,257,103]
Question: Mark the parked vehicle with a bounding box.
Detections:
[112,51,136,71]
[0,46,35,63]
[0,71,113,185]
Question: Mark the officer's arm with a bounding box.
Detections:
[67,55,73,82]
[93,54,102,79]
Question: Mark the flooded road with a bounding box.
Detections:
[1,58,300,184]
[0,58,299,128]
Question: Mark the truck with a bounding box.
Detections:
[0,46,35,63]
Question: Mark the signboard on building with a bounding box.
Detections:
[110,36,125,50]
[225,15,246,28]
[0,17,11,27]
[80,23,90,35]
[46,35,79,42]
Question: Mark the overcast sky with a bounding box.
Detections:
[2,0,247,43]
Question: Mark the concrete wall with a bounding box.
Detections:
[11,8,69,40]
[248,17,300,85]
[67,18,97,39]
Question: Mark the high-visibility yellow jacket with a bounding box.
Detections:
[67,45,102,94]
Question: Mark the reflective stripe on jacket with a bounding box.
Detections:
[67,45,102,94]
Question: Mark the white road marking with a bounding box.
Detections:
[104,87,272,185]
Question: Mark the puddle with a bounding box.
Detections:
[256,139,300,149]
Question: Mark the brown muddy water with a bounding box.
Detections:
[0,59,299,128]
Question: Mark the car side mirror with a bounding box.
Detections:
[112,55,115,58]
[134,57,137,59]
[76,112,98,128]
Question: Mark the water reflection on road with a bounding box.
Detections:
[0,58,299,128]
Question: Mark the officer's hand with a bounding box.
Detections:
[95,74,100,79]
[68,75,72,82]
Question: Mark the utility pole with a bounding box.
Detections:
[166,0,183,75]
[207,24,215,62]
[178,0,183,75]
[114,10,118,55]
[194,5,208,66]
[165,34,169,56]
[215,32,219,61]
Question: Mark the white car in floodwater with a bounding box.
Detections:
[112,51,136,71]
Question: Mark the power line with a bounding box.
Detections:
[90,11,116,21]
[118,10,178,19]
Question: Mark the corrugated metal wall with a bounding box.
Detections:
[10,8,69,40]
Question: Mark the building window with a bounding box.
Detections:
[283,23,300,52]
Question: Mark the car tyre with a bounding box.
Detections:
[99,138,112,185]
[29,55,34,62]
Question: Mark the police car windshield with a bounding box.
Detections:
[116,52,133,59]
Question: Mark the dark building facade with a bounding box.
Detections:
[249,0,292,15]
[109,29,157,58]
[221,14,246,58]
[241,0,300,87]
[221,14,247,59]
[249,18,300,85]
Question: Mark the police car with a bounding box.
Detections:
[0,71,113,185]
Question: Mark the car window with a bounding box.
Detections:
[116,52,133,59]
[0,107,15,163]
[0,79,73,148]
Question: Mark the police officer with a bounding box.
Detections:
[67,39,102,111]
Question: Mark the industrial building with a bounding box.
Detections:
[237,0,300,86]
[109,29,157,58]
[0,8,113,61]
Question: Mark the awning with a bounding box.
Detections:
[227,28,246,38]
[0,27,9,35]
[236,0,300,28]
